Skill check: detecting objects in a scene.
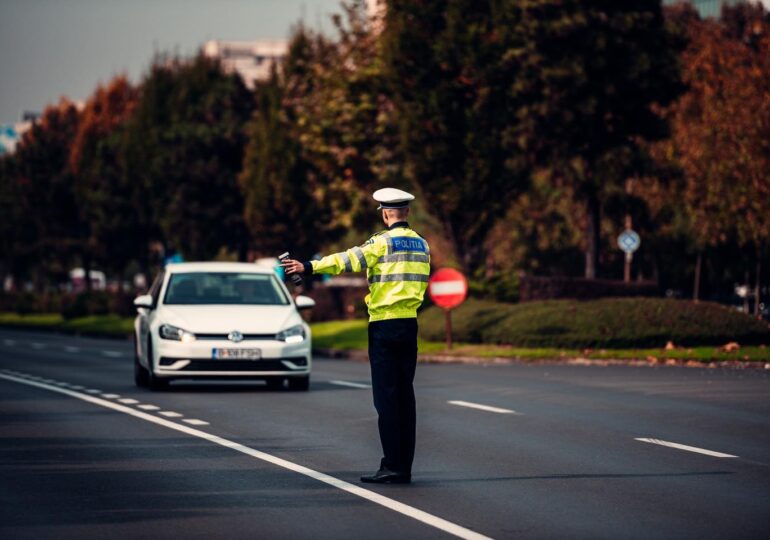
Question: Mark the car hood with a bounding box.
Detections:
[158,305,300,334]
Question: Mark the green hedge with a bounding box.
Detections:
[417,298,770,348]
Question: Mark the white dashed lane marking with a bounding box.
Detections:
[0,371,492,540]
[137,404,160,411]
[3,339,16,346]
[635,438,738,458]
[64,346,80,353]
[183,419,209,426]
[30,343,45,350]
[159,411,183,418]
[86,389,101,394]
[448,400,522,415]
[118,398,139,404]
[329,380,372,389]
[102,350,123,358]
[101,393,120,399]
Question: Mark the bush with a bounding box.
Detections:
[418,297,770,348]
[61,291,113,319]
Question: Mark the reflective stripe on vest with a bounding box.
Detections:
[368,273,430,284]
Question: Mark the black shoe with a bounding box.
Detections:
[360,467,411,484]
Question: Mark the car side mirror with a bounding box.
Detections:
[294,295,316,310]
[134,294,154,310]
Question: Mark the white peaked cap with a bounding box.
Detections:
[373,187,415,210]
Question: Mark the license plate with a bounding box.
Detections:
[212,348,262,360]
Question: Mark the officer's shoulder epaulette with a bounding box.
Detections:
[363,230,388,246]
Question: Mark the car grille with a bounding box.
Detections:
[195,333,276,341]
[160,357,307,372]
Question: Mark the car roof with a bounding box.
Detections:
[164,262,276,275]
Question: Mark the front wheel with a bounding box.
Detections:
[146,336,169,391]
[288,375,310,391]
[133,333,148,388]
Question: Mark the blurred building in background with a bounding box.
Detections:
[202,40,288,89]
[0,119,33,156]
[665,0,763,17]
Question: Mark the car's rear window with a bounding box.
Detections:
[163,272,290,305]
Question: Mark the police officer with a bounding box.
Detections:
[282,188,430,484]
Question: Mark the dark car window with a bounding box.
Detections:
[163,272,289,305]
[148,271,165,307]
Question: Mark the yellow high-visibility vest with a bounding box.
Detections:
[310,226,431,321]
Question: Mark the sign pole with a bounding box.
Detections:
[445,309,453,350]
[624,252,632,283]
[428,267,468,352]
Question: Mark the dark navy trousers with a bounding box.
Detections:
[368,318,418,475]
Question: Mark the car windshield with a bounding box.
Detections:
[163,272,290,305]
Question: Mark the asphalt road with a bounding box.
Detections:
[1,328,769,539]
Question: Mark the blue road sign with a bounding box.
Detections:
[618,229,641,254]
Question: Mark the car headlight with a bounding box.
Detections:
[276,324,305,344]
[159,324,196,343]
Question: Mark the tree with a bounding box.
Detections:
[289,3,401,239]
[122,54,254,262]
[239,61,319,259]
[1,100,81,289]
[69,76,139,284]
[655,3,770,308]
[381,0,529,275]
[505,0,684,279]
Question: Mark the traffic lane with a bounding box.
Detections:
[4,375,767,538]
[0,379,452,540]
[3,330,770,537]
[153,369,770,538]
[3,373,767,540]
[3,329,769,475]
[3,329,769,466]
[0,328,133,356]
[414,404,769,538]
[410,362,770,463]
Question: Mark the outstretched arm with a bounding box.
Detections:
[282,237,387,277]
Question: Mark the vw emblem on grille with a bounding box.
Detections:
[227,330,243,343]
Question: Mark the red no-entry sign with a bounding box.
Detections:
[429,267,468,310]
[428,268,468,350]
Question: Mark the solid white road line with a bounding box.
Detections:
[329,380,372,389]
[102,350,123,358]
[64,346,80,353]
[0,372,491,540]
[448,400,521,415]
[118,398,139,404]
[137,404,160,411]
[159,411,183,418]
[635,438,738,458]
[100,393,120,399]
[183,419,209,426]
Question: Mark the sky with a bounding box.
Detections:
[0,0,344,121]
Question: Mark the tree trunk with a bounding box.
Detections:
[83,252,92,293]
[584,191,600,279]
[755,256,761,317]
[693,252,702,302]
[743,270,750,314]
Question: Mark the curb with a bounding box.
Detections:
[314,348,770,370]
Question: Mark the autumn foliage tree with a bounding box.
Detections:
[653,3,770,308]
[69,76,138,283]
[0,100,81,288]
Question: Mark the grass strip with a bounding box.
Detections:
[2,313,767,361]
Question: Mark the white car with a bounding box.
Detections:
[133,262,314,391]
